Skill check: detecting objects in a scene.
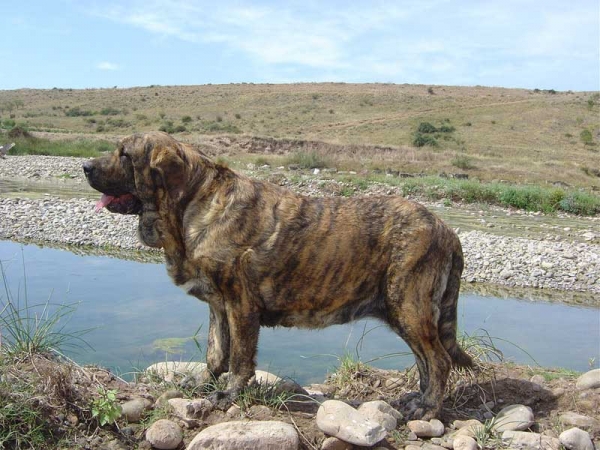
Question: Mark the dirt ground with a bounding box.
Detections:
[2,353,597,449]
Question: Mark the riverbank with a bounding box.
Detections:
[1,155,599,298]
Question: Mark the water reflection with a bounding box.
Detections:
[1,240,598,384]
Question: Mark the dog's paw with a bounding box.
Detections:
[206,390,235,410]
[396,392,439,421]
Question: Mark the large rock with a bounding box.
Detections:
[187,420,299,450]
[357,400,402,432]
[407,419,445,437]
[559,427,594,450]
[502,430,561,450]
[146,419,183,450]
[493,404,534,432]
[316,400,387,446]
[576,369,600,390]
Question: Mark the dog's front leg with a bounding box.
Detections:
[207,305,260,410]
[206,305,230,378]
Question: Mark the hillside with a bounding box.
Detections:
[0,83,598,188]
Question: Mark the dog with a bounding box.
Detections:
[83,132,472,419]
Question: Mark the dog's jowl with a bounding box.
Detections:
[84,132,472,419]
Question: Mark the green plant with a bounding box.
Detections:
[181,115,192,123]
[412,132,438,147]
[285,151,330,169]
[0,389,47,449]
[580,129,593,145]
[0,260,93,357]
[473,417,500,449]
[91,387,122,426]
[417,122,438,133]
[451,154,475,170]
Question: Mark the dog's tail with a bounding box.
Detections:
[438,241,473,368]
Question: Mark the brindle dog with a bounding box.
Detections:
[83,132,472,419]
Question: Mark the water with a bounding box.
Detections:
[1,240,598,385]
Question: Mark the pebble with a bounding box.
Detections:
[501,430,561,449]
[145,419,183,450]
[407,419,445,438]
[120,398,152,423]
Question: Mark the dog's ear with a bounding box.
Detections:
[149,142,188,202]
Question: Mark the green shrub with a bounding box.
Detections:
[451,155,475,169]
[100,107,120,116]
[285,151,330,169]
[580,129,593,145]
[64,107,93,117]
[417,122,438,133]
[181,115,192,123]
[413,132,438,147]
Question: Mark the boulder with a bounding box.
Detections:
[187,420,299,450]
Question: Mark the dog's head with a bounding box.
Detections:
[83,131,210,248]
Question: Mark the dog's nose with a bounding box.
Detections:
[82,161,94,177]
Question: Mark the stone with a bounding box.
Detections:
[559,427,594,450]
[145,419,183,450]
[501,430,561,450]
[576,369,600,390]
[316,400,387,446]
[187,420,299,450]
[248,404,273,420]
[407,419,445,437]
[320,436,353,450]
[167,398,212,420]
[155,390,183,407]
[453,435,478,450]
[146,361,208,378]
[493,404,534,431]
[357,400,402,431]
[121,398,152,423]
[559,411,598,429]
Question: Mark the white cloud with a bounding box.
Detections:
[97,62,119,71]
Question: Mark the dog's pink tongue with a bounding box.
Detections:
[94,194,115,212]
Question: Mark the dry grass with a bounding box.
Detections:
[0,83,598,188]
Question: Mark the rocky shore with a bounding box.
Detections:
[1,155,599,297]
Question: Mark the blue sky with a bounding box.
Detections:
[3,0,599,91]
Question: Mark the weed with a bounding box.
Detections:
[451,154,475,170]
[285,151,330,169]
[580,129,594,145]
[417,122,438,133]
[0,260,93,358]
[412,132,438,147]
[91,387,122,426]
[473,417,500,449]
[235,381,296,411]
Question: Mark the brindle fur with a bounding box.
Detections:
[83,132,472,419]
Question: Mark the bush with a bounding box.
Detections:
[580,129,593,145]
[413,132,438,147]
[181,115,192,123]
[417,122,438,133]
[100,107,120,116]
[285,151,330,169]
[64,107,93,117]
[451,155,474,169]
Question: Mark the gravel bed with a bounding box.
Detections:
[0,155,599,295]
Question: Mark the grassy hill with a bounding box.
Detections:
[0,83,598,190]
